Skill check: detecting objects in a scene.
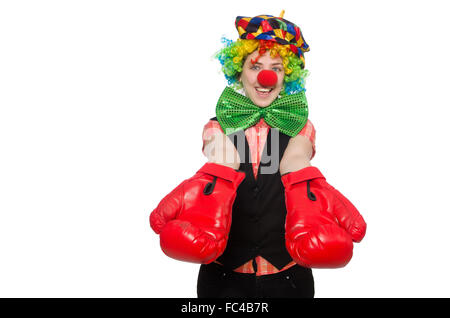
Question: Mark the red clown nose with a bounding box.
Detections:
[257,70,278,87]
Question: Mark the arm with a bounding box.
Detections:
[280,120,366,268]
[280,119,316,175]
[202,120,240,170]
[149,121,245,264]
[280,133,313,175]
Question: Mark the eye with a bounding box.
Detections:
[272,67,283,72]
[250,65,260,71]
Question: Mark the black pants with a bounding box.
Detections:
[197,262,314,298]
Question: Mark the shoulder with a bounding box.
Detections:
[297,119,315,139]
[202,117,223,139]
[296,119,316,159]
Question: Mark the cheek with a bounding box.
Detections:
[244,72,257,84]
[273,73,284,93]
[241,72,256,90]
[277,72,285,85]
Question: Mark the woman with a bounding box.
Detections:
[150,12,366,298]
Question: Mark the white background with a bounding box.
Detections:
[1,0,449,298]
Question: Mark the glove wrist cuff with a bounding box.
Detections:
[198,162,245,187]
[281,166,325,188]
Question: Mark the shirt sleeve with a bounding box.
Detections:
[297,119,316,159]
[201,120,224,157]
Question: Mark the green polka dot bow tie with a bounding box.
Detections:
[215,86,308,137]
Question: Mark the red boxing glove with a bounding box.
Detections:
[282,167,366,268]
[150,163,245,264]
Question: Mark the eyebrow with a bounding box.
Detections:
[253,62,283,66]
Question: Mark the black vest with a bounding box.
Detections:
[210,118,293,270]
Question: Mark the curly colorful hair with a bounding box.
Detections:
[215,37,309,96]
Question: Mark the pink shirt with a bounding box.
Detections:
[201,118,316,275]
[202,119,316,179]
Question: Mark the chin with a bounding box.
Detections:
[252,96,278,108]
[254,100,273,107]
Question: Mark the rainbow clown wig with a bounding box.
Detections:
[215,12,310,96]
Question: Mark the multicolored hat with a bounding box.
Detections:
[235,11,309,64]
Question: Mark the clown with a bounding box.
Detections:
[150,11,366,298]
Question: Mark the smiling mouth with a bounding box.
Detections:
[255,87,273,97]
